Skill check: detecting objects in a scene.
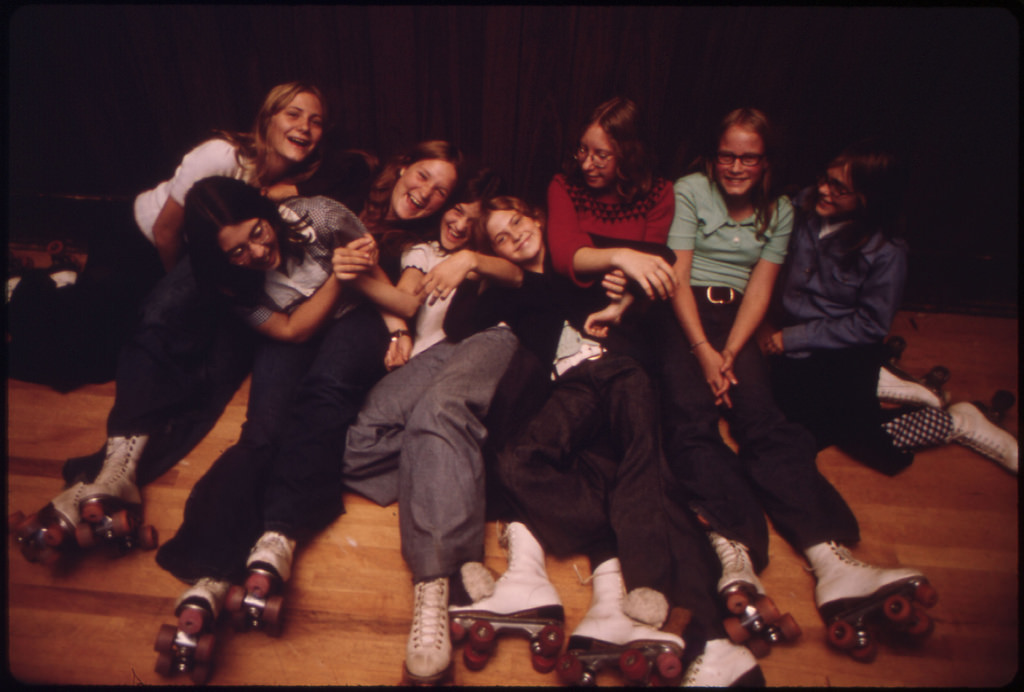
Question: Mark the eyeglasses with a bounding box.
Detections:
[225,220,274,265]
[575,145,614,169]
[716,152,765,167]
[817,174,854,199]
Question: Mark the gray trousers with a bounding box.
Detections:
[344,326,518,581]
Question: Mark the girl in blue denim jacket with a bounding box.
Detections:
[760,139,1017,477]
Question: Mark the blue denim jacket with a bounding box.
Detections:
[778,189,907,357]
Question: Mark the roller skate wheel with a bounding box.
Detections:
[42,523,66,547]
[913,581,939,608]
[109,509,134,537]
[75,522,97,549]
[827,620,858,650]
[724,589,751,614]
[449,619,467,643]
[850,638,878,663]
[137,524,158,550]
[463,645,490,671]
[556,653,584,684]
[533,623,564,657]
[883,594,913,623]
[194,633,216,663]
[245,571,274,599]
[531,652,557,674]
[754,595,781,622]
[724,615,751,644]
[80,499,106,524]
[468,619,496,653]
[619,648,649,682]
[154,623,178,653]
[178,605,209,636]
[905,607,933,637]
[154,650,174,677]
[46,240,65,256]
[226,585,246,613]
[656,650,683,679]
[263,595,285,637]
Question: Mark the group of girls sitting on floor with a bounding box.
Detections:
[16,82,1017,687]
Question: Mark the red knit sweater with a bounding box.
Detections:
[546,173,674,286]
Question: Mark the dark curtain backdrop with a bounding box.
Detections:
[8,5,1019,315]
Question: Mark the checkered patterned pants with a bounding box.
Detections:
[883,407,953,449]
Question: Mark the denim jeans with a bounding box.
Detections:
[652,293,859,571]
[344,326,519,581]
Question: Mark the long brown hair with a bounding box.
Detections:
[564,96,655,205]
[698,107,779,238]
[215,81,328,188]
[360,140,464,260]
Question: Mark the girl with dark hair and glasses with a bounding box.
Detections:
[759,138,1017,476]
[657,111,939,666]
[150,176,387,682]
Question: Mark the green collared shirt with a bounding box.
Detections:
[666,172,793,293]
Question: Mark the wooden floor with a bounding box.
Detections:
[6,310,1019,687]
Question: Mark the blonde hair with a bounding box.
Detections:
[215,81,327,187]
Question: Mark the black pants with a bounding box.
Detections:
[651,294,860,571]
[155,304,388,583]
[770,345,914,476]
[62,259,255,488]
[495,354,726,641]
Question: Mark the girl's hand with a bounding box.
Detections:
[262,183,300,201]
[718,347,740,388]
[384,333,412,371]
[756,326,784,356]
[332,236,378,281]
[614,249,676,301]
[584,292,634,338]
[418,250,474,305]
[694,344,733,408]
[601,269,628,302]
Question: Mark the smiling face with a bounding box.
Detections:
[713,125,766,202]
[485,208,545,273]
[577,123,620,192]
[217,217,281,272]
[815,163,863,219]
[438,201,481,252]
[389,159,458,221]
[265,91,324,167]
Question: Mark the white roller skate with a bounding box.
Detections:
[76,434,157,554]
[877,366,945,409]
[709,532,800,657]
[9,482,89,564]
[405,577,453,684]
[682,637,764,687]
[806,541,938,663]
[225,531,295,636]
[154,577,231,684]
[555,558,685,686]
[449,522,566,673]
[947,402,1018,474]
